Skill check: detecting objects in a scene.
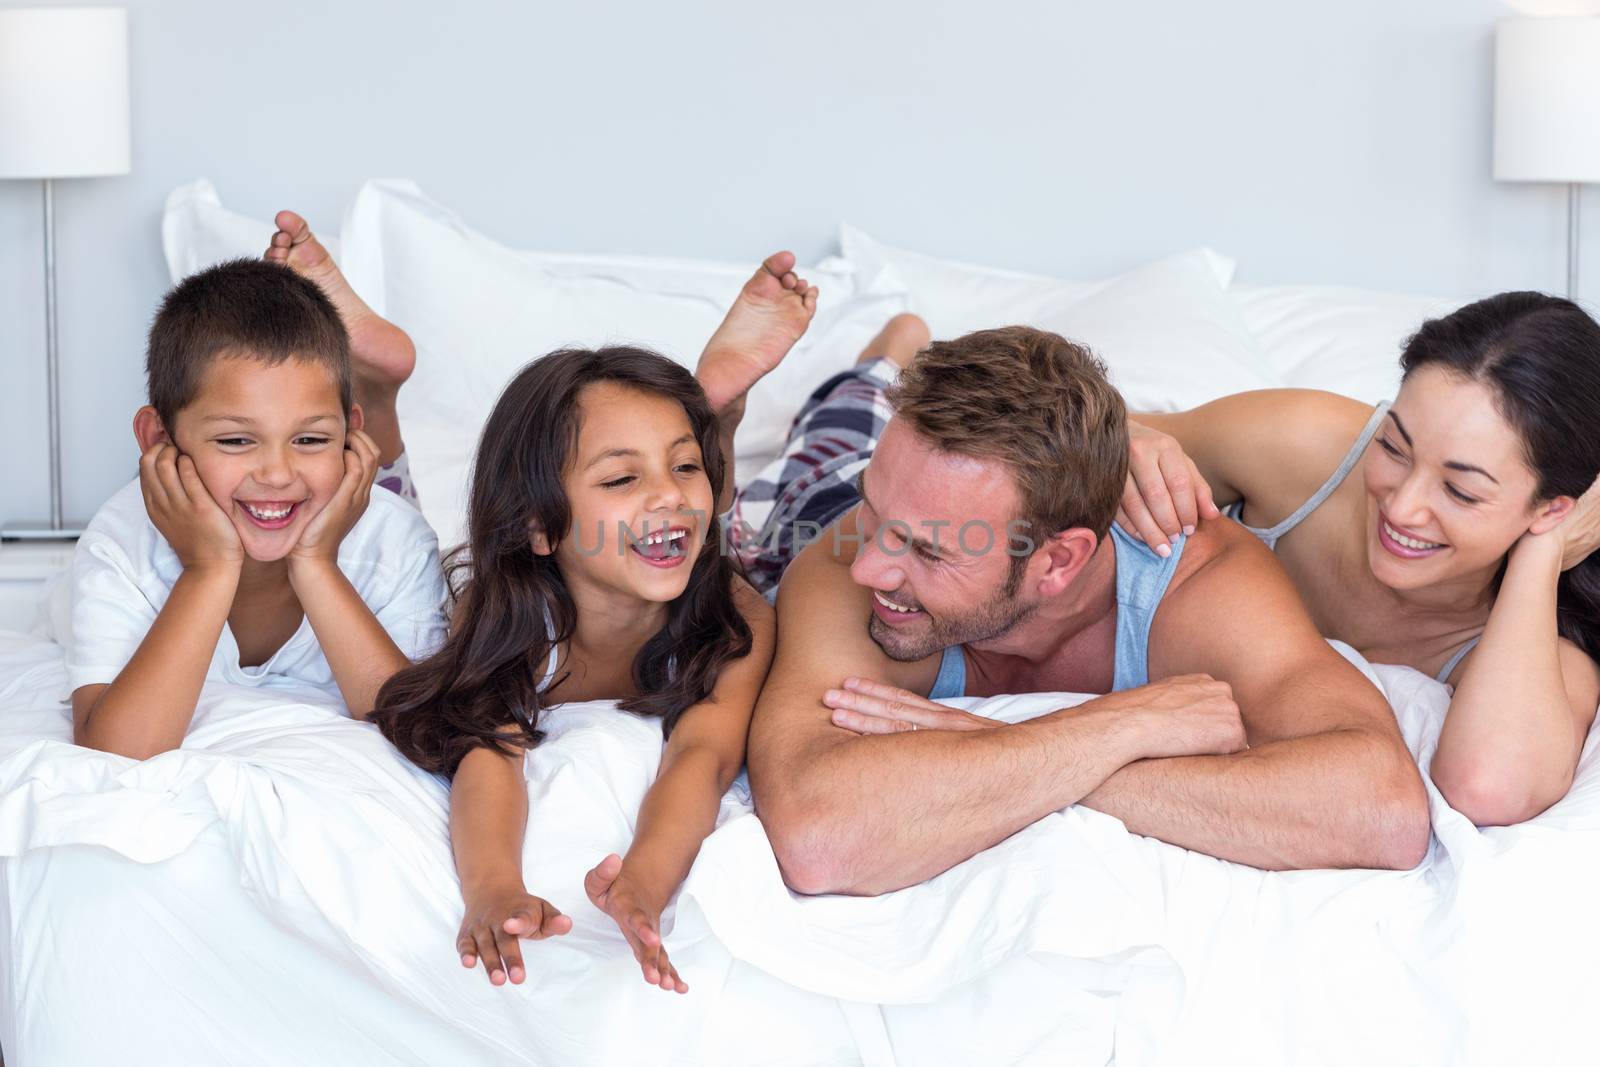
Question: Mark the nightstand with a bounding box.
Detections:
[0,540,74,633]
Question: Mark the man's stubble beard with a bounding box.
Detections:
[867,584,1038,663]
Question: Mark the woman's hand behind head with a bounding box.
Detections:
[1558,472,1600,573]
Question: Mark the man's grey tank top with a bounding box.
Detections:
[928,523,1185,700]
[1221,399,1478,684]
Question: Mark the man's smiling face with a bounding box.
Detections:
[848,418,1039,662]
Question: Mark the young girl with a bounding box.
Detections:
[369,346,776,994]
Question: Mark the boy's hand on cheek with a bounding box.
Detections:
[139,442,243,573]
[289,429,380,570]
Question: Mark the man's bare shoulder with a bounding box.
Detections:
[1163,514,1279,598]
[770,518,864,629]
[1149,514,1396,748]
[1151,516,1333,678]
[779,511,862,586]
[770,520,941,694]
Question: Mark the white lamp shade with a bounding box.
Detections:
[0,7,130,179]
[1494,17,1600,183]
[1504,1,1600,14]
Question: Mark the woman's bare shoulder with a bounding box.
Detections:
[1194,389,1384,517]
[1223,388,1379,455]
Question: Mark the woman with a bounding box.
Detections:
[1119,291,1600,826]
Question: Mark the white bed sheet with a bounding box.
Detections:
[3,629,1598,1065]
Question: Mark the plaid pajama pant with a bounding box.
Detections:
[375,450,420,506]
[726,358,898,597]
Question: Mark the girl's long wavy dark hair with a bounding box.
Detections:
[1400,292,1600,661]
[370,346,752,777]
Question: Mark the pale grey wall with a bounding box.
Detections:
[0,0,1587,522]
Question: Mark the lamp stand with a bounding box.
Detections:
[1569,183,1582,302]
[2,178,87,542]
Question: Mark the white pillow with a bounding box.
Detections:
[161,179,339,281]
[340,181,910,549]
[1030,251,1277,412]
[162,178,768,304]
[1230,285,1466,403]
[839,223,1237,343]
[159,179,911,549]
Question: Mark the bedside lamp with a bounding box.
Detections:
[0,7,131,540]
[1494,17,1600,301]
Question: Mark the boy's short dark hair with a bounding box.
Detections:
[146,258,352,427]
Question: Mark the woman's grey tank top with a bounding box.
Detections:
[1222,400,1478,684]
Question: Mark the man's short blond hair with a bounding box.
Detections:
[886,326,1129,563]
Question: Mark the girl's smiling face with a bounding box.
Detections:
[548,382,716,604]
[147,355,354,563]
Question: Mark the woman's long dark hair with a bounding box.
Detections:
[1400,291,1600,661]
[370,346,752,777]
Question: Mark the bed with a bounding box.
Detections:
[0,182,1593,1066]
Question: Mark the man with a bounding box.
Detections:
[734,320,1430,896]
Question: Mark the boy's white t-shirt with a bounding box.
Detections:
[63,478,448,703]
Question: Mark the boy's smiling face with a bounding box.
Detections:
[144,354,357,563]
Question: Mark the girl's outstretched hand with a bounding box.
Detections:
[584,853,688,994]
[456,880,572,986]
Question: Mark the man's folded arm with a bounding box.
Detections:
[1081,525,1432,871]
[747,536,1149,895]
[751,679,1156,895]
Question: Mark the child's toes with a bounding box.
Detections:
[273,209,310,238]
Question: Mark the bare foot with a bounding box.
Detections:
[265,211,415,393]
[695,251,818,415]
[856,313,930,370]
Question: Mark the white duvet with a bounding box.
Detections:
[1,629,1596,1066]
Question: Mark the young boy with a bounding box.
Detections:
[67,257,446,759]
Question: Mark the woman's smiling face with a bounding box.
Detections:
[1361,364,1551,590]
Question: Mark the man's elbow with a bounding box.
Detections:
[757,789,874,895]
[762,809,850,895]
[1364,769,1433,870]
